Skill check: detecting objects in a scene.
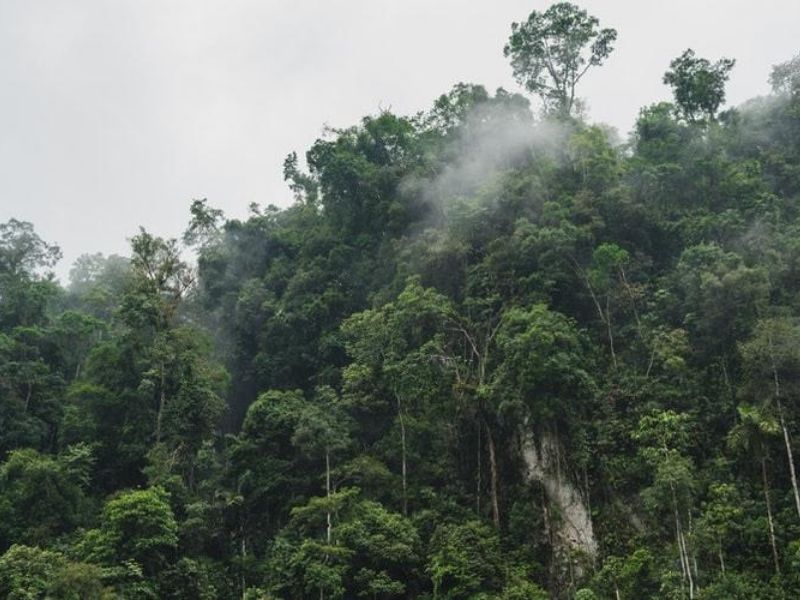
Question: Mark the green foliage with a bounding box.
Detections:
[0,545,111,600]
[89,487,179,575]
[0,544,68,599]
[495,303,594,426]
[0,219,62,277]
[428,520,504,599]
[664,49,736,122]
[0,446,92,548]
[5,9,800,600]
[158,557,217,600]
[504,2,617,116]
[337,499,421,597]
[770,54,800,96]
[592,549,658,599]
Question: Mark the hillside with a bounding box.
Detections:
[2,4,800,599]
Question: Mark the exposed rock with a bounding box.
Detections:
[521,428,597,578]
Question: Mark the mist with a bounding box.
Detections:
[2,0,799,281]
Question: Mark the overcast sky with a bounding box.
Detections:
[1,0,798,281]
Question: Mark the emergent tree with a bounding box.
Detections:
[504,2,617,116]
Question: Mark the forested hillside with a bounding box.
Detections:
[3,3,800,598]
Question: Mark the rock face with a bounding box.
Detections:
[521,428,597,575]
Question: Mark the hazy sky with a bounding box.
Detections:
[1,1,798,280]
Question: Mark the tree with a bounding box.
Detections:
[428,520,504,599]
[495,303,594,430]
[0,544,111,600]
[342,279,452,516]
[0,544,67,599]
[727,404,782,575]
[769,54,800,96]
[80,487,179,576]
[336,499,421,598]
[271,488,362,600]
[696,572,773,600]
[0,326,63,454]
[0,445,92,548]
[633,411,698,599]
[440,294,506,528]
[306,112,424,237]
[580,243,632,369]
[123,229,194,445]
[292,387,352,545]
[663,49,735,122]
[67,253,130,320]
[123,229,229,471]
[673,243,768,370]
[52,310,104,381]
[158,557,217,600]
[126,228,192,333]
[149,328,228,489]
[504,2,617,116]
[697,483,744,575]
[740,317,800,521]
[183,199,224,249]
[0,219,61,277]
[0,220,61,335]
[424,83,491,133]
[592,549,657,600]
[228,388,315,593]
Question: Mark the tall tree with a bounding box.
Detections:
[292,386,352,545]
[740,317,800,520]
[728,404,782,575]
[633,411,698,599]
[342,279,451,516]
[770,54,800,97]
[663,49,735,122]
[504,2,617,116]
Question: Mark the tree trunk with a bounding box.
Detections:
[155,363,166,443]
[670,481,693,599]
[605,295,618,370]
[761,455,781,574]
[24,381,32,412]
[680,528,695,599]
[718,537,725,574]
[573,260,618,370]
[767,333,800,519]
[476,422,482,515]
[776,401,800,520]
[240,528,247,600]
[486,421,501,527]
[689,511,699,591]
[619,265,643,339]
[585,283,617,370]
[720,356,733,400]
[397,395,408,516]
[326,448,332,545]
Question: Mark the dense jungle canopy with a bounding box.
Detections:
[3,3,800,598]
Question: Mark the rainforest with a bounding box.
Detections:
[2,3,800,598]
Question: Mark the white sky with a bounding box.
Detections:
[1,0,798,281]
